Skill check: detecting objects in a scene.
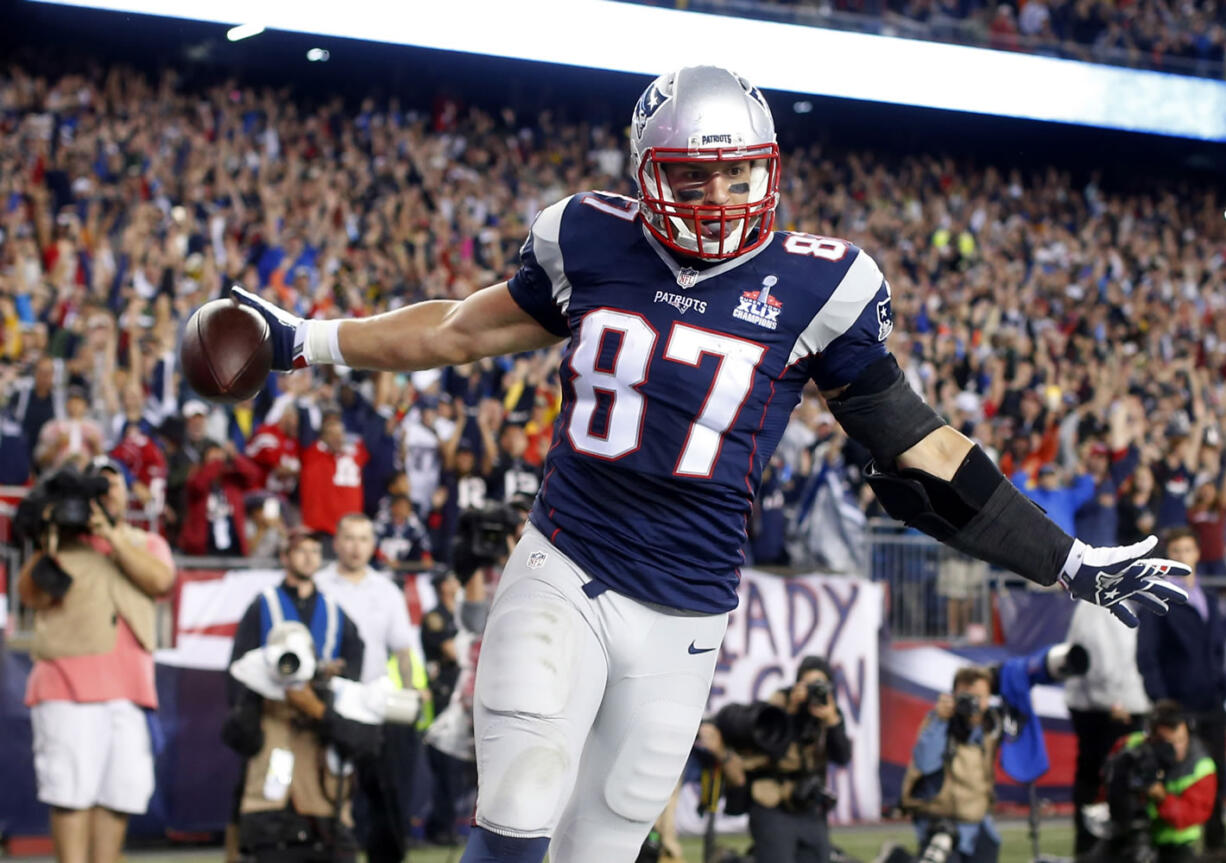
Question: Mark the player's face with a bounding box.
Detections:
[335,521,376,570]
[661,160,753,240]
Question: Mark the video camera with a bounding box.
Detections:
[710,701,791,759]
[14,463,112,545]
[14,464,115,598]
[231,622,422,725]
[452,498,533,578]
[1091,737,1177,863]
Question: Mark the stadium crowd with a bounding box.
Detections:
[631,0,1226,78]
[1,63,1225,585]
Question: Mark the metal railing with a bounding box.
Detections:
[867,518,999,641]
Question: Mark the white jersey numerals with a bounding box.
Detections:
[664,324,766,477]
[567,310,656,459]
[333,454,361,487]
[567,310,766,477]
[783,234,849,261]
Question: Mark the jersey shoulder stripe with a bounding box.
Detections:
[525,195,577,312]
[578,191,639,221]
[787,248,885,366]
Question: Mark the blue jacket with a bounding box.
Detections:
[1137,589,1226,713]
[1011,471,1095,536]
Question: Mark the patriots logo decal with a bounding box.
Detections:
[634,83,670,140]
[1095,572,1126,604]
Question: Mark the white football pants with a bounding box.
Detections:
[473,523,728,863]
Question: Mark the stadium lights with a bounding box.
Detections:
[28,0,1226,141]
[306,47,329,62]
[793,101,813,114]
[225,22,264,41]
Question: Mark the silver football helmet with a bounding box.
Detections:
[629,66,780,260]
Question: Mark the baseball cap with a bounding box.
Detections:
[1038,464,1057,477]
[87,456,131,488]
[280,526,319,554]
[183,399,209,418]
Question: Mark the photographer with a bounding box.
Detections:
[1096,700,1217,863]
[17,459,175,863]
[703,656,851,863]
[901,667,1001,863]
[223,528,371,863]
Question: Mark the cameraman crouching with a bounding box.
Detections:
[708,656,852,863]
[17,459,176,863]
[901,666,1001,863]
[1097,700,1217,863]
[223,528,373,863]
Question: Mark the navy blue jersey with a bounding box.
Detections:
[507,192,893,613]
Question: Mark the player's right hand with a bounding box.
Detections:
[230,285,305,371]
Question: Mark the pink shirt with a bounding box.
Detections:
[25,530,173,709]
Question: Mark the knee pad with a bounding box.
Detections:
[603,709,698,823]
[477,588,585,718]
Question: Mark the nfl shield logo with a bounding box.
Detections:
[527,551,548,570]
[676,267,700,290]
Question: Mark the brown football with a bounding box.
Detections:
[179,298,273,404]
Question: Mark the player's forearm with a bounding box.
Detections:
[335,301,471,371]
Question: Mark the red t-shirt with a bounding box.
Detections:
[1190,506,1226,563]
[247,422,301,495]
[300,438,368,535]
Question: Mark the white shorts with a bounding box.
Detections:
[30,699,155,814]
[473,524,728,863]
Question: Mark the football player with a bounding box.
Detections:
[233,66,1188,863]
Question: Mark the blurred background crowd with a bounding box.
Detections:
[626,0,1226,79]
[1,60,1225,593]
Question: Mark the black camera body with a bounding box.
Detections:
[15,465,113,599]
[15,464,111,546]
[947,692,984,744]
[713,701,791,758]
[807,679,832,711]
[452,502,525,578]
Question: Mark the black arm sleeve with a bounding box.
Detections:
[221,600,266,756]
[228,601,264,706]
[866,446,1073,586]
[826,354,945,463]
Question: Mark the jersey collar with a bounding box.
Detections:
[641,225,775,289]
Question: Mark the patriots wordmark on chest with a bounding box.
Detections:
[653,290,707,315]
[733,275,783,330]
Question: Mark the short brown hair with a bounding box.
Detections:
[952,666,991,692]
[1162,526,1198,553]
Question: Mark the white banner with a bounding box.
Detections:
[678,569,883,832]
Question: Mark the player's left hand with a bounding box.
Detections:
[231,285,305,371]
[1058,536,1189,627]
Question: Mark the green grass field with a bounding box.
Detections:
[84,819,1078,863]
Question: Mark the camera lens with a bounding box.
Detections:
[276,651,301,677]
